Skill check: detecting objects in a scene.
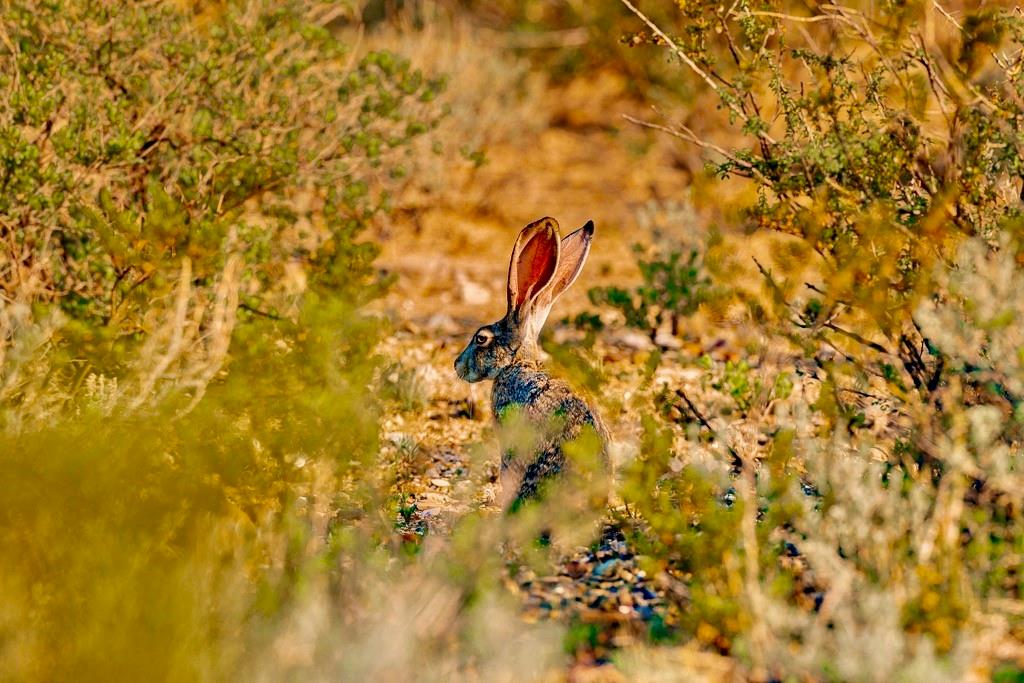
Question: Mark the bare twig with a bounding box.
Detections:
[619,0,777,146]
[676,388,715,433]
[622,114,760,177]
[822,322,893,356]
[930,0,961,30]
[732,10,835,24]
[675,388,744,471]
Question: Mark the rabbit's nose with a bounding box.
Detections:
[454,346,479,382]
[454,348,469,379]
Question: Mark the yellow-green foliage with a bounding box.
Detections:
[0,298,386,679]
[626,0,1024,361]
[1,0,443,388]
[0,0,441,678]
[584,1,1024,677]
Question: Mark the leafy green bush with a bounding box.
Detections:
[589,244,715,342]
[0,1,472,678]
[0,296,384,679]
[1,0,444,414]
[586,0,1024,678]
[623,0,1024,397]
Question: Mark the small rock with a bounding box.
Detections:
[653,331,682,349]
[416,492,448,509]
[422,312,459,334]
[383,431,408,445]
[456,272,491,306]
[608,329,654,351]
[564,560,589,579]
[593,559,620,578]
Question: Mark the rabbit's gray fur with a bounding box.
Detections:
[454,217,608,508]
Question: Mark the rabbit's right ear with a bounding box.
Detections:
[549,220,594,299]
[507,217,561,321]
[524,220,595,339]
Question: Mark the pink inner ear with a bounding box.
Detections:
[515,233,557,308]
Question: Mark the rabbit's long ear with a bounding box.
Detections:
[550,220,594,299]
[524,220,595,337]
[507,217,561,322]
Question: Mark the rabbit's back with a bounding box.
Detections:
[492,362,608,502]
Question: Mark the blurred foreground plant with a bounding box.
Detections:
[0,1,564,680]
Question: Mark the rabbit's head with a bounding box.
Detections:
[455,217,594,383]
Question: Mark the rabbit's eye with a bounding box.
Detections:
[474,331,493,346]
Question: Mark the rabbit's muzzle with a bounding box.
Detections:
[454,343,485,383]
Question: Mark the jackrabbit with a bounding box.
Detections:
[454,217,609,509]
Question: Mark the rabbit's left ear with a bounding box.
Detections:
[507,217,561,320]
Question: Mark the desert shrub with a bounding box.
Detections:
[0,290,569,680]
[589,243,715,342]
[0,0,444,418]
[584,0,1024,678]
[0,0,522,679]
[0,296,383,679]
[622,0,1024,399]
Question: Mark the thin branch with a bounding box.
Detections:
[619,0,777,145]
[823,322,892,356]
[718,0,746,87]
[623,114,763,180]
[752,257,792,312]
[676,388,715,433]
[733,10,836,24]
[839,386,889,401]
[803,281,851,307]
[930,0,961,30]
[909,34,953,123]
[675,388,744,471]
[239,302,282,320]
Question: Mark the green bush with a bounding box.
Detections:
[0,1,456,678]
[1,0,444,412]
[587,0,1024,677]
[589,244,715,342]
[0,297,385,679]
[623,0,1024,395]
